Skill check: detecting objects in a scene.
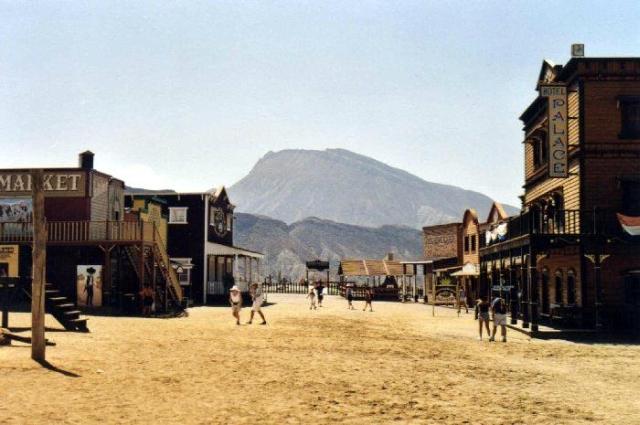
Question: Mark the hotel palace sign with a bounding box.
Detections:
[0,172,86,197]
[540,85,568,178]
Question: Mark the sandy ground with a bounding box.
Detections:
[1,294,640,425]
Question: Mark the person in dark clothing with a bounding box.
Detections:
[84,267,96,307]
[316,281,325,307]
[363,285,373,312]
[140,284,154,316]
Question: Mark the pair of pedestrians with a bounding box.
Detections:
[306,281,325,310]
[475,296,508,342]
[229,283,267,325]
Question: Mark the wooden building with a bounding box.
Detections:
[422,203,509,303]
[479,52,640,333]
[126,187,264,304]
[0,152,183,328]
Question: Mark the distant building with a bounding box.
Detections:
[480,54,640,334]
[126,187,264,304]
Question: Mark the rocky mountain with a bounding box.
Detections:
[234,213,423,280]
[229,149,518,228]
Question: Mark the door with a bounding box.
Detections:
[541,268,550,314]
[624,273,640,332]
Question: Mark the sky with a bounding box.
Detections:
[2,1,639,206]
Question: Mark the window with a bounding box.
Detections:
[177,268,191,286]
[471,235,476,252]
[464,236,470,253]
[554,269,563,304]
[226,214,232,232]
[169,207,188,224]
[619,97,640,139]
[567,269,576,305]
[531,131,548,169]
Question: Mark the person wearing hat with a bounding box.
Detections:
[247,282,267,325]
[85,267,96,307]
[229,285,242,325]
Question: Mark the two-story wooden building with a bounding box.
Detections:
[480,52,640,334]
[0,152,184,330]
[126,187,264,304]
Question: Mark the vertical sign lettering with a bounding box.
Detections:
[540,85,568,178]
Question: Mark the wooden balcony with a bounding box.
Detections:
[0,220,156,245]
[480,209,629,253]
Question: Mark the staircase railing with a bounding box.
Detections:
[148,226,184,304]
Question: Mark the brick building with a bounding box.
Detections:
[480,51,640,334]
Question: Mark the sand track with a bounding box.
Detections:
[1,294,639,424]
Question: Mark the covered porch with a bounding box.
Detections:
[205,242,264,303]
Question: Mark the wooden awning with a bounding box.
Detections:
[339,259,412,277]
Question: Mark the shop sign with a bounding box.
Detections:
[0,172,85,197]
[540,85,568,178]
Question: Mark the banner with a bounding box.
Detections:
[540,85,568,178]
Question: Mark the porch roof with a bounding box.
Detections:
[205,242,264,259]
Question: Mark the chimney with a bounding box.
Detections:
[79,151,94,170]
[385,252,394,261]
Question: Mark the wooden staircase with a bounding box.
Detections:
[122,229,184,313]
[23,283,89,332]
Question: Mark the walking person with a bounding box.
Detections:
[489,296,508,342]
[229,285,242,325]
[458,286,469,316]
[307,283,317,310]
[363,285,373,312]
[247,282,267,325]
[346,283,355,310]
[316,281,325,307]
[140,284,154,317]
[475,297,491,341]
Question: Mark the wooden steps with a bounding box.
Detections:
[25,283,90,332]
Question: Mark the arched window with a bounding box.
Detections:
[567,269,576,305]
[554,269,563,304]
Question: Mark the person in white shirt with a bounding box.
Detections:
[247,282,267,325]
[229,285,242,325]
[307,283,317,310]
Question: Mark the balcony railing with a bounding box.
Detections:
[481,209,624,248]
[0,220,156,244]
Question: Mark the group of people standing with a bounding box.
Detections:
[345,284,373,311]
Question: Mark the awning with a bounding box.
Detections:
[617,213,640,236]
[205,242,264,259]
[450,263,480,277]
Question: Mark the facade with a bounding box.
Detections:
[125,187,263,304]
[422,203,509,303]
[479,54,640,333]
[0,152,183,327]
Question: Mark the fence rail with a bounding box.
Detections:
[0,220,155,244]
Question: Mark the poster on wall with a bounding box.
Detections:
[0,198,32,222]
[77,265,103,307]
[0,245,20,277]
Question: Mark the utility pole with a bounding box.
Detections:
[31,169,46,362]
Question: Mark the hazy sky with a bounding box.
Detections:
[2,1,639,206]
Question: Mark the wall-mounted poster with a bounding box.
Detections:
[0,245,19,277]
[77,265,103,307]
[0,198,32,222]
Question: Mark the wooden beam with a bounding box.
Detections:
[31,169,47,362]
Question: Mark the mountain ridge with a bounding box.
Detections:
[229,148,518,228]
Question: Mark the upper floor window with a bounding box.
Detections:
[470,235,476,252]
[169,207,188,224]
[619,96,640,139]
[531,132,548,169]
[464,235,470,253]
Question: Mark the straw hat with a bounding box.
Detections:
[230,285,240,292]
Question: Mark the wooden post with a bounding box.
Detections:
[31,169,47,362]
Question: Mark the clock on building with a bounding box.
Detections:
[212,208,227,236]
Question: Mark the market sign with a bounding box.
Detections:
[540,85,568,178]
[0,172,85,197]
